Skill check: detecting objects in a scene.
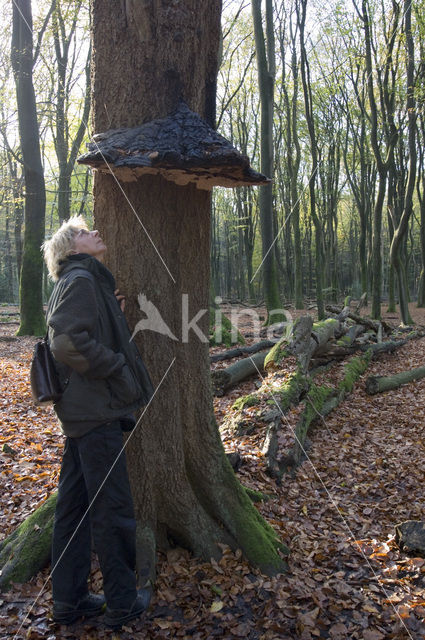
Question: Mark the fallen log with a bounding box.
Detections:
[325,304,392,334]
[210,339,275,363]
[365,363,425,395]
[225,368,309,436]
[311,337,408,364]
[278,352,372,473]
[211,350,267,396]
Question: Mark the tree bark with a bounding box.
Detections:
[389,0,416,326]
[366,365,425,395]
[297,0,324,319]
[91,0,287,578]
[210,339,275,363]
[211,350,268,396]
[11,0,46,336]
[51,0,91,223]
[251,0,284,324]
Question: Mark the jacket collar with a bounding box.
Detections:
[59,254,116,291]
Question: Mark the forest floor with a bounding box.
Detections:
[0,302,425,640]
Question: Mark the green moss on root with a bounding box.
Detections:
[0,493,57,589]
[244,487,269,503]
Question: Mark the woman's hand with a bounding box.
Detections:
[114,289,126,312]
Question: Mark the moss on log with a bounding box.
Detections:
[340,350,372,393]
[232,394,261,411]
[282,352,372,471]
[265,316,343,372]
[366,363,425,395]
[0,493,57,590]
[225,367,309,436]
[264,315,314,371]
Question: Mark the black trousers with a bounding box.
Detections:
[51,421,137,609]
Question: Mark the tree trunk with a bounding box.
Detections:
[357,0,399,319]
[389,0,415,326]
[11,0,46,336]
[52,0,91,223]
[91,0,287,578]
[251,0,284,324]
[297,0,324,320]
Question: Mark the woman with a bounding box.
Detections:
[42,216,153,629]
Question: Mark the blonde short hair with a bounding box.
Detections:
[42,215,89,281]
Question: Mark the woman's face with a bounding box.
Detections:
[72,228,107,260]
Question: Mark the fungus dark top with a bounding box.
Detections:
[77,101,270,190]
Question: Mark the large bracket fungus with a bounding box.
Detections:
[77,101,270,190]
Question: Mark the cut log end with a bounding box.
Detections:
[365,375,381,395]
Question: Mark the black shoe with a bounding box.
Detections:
[104,587,152,629]
[53,592,106,624]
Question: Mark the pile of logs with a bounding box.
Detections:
[215,304,424,480]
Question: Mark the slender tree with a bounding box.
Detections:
[355,0,399,319]
[251,0,284,323]
[297,0,325,319]
[11,0,50,335]
[389,0,416,324]
[51,0,91,222]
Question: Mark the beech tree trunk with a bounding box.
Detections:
[297,0,325,320]
[11,0,46,336]
[251,0,284,324]
[91,0,286,578]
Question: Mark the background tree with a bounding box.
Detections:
[251,0,284,322]
[355,0,400,319]
[11,0,51,335]
[50,0,91,223]
[297,0,325,319]
[388,0,416,324]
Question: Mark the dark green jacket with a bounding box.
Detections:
[47,254,154,437]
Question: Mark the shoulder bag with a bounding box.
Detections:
[30,332,64,406]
